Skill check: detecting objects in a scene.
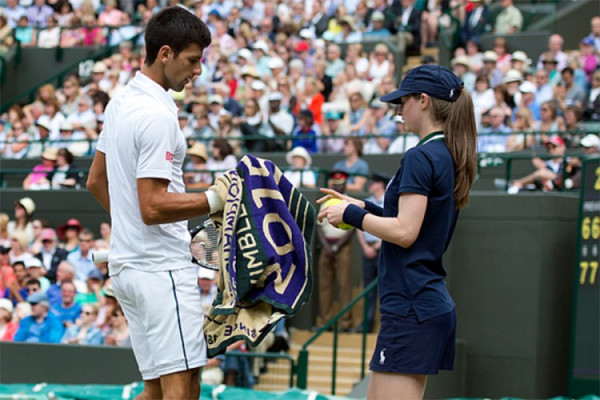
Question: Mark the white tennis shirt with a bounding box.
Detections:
[97,72,192,275]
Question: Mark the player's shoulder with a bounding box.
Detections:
[114,80,169,113]
[113,93,173,126]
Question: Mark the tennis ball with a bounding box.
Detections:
[323,198,353,230]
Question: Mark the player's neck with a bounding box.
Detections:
[140,64,168,92]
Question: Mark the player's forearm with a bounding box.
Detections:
[139,190,211,225]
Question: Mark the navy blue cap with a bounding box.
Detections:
[380,65,464,104]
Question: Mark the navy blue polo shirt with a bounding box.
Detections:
[378,132,458,322]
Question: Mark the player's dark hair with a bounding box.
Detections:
[430,90,477,209]
[144,6,212,66]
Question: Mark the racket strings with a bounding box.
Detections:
[190,221,221,270]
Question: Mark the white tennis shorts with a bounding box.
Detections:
[112,266,207,380]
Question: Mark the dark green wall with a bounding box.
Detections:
[0,189,110,235]
[446,192,577,398]
[526,0,599,51]
[1,48,101,107]
[0,342,139,384]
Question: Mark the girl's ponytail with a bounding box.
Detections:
[431,89,478,208]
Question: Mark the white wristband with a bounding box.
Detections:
[205,189,225,214]
[92,250,109,264]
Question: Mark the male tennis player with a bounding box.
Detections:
[87,7,224,399]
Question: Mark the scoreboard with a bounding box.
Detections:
[569,157,600,396]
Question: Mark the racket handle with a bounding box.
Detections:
[92,250,109,264]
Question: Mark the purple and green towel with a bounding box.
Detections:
[204,155,315,357]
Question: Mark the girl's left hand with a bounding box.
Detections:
[317,201,348,227]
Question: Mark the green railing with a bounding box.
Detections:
[0,165,358,190]
[296,279,377,395]
[0,130,593,190]
[0,130,592,154]
[498,152,592,191]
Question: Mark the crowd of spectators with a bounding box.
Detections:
[0,1,598,195]
[1,1,599,190]
[0,196,129,346]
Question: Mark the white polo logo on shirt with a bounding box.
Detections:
[379,348,386,365]
[165,151,174,163]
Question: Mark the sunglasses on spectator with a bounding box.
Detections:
[82,310,93,316]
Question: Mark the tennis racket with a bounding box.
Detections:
[189,219,221,271]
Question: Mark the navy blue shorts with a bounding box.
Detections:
[369,309,456,375]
